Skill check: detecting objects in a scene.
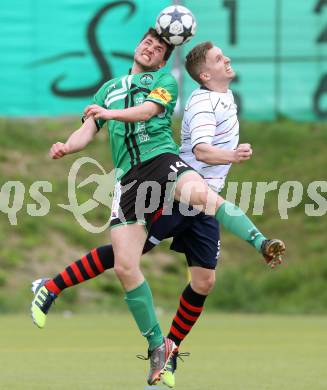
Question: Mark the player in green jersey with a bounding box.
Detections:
[48,28,183,385]
[43,29,285,386]
[92,68,180,179]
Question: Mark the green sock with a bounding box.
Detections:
[215,201,266,252]
[125,280,163,351]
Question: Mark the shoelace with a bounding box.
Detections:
[165,351,190,374]
[137,350,191,373]
[174,351,190,362]
[136,351,190,363]
[136,352,151,361]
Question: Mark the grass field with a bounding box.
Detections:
[0,313,326,390]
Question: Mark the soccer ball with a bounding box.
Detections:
[155,5,196,46]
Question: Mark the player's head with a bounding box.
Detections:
[134,28,174,71]
[185,41,235,89]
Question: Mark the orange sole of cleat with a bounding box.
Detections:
[149,371,162,386]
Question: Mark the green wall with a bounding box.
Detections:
[0,0,170,116]
[0,0,326,120]
[182,0,327,120]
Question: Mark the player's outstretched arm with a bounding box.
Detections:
[193,143,252,165]
[49,117,98,159]
[84,101,163,123]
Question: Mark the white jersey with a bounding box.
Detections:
[179,87,239,192]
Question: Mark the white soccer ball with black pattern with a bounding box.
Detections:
[155,5,196,46]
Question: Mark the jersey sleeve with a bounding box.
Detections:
[145,73,178,111]
[91,82,111,130]
[188,99,217,149]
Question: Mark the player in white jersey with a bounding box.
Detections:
[180,87,240,193]
[162,42,286,386]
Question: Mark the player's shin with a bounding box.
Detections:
[45,245,115,295]
[215,201,266,252]
[167,283,207,347]
[125,280,163,350]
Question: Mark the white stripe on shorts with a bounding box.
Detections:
[148,236,161,245]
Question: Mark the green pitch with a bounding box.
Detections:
[0,313,326,389]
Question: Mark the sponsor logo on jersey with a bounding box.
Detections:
[148,88,172,104]
[140,74,154,86]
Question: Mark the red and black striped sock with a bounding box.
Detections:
[167,283,207,347]
[45,245,114,295]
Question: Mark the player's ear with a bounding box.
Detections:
[199,72,210,83]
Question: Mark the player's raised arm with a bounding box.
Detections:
[49,117,98,159]
[84,101,163,123]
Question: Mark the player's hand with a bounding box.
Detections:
[84,105,111,120]
[233,143,253,163]
[49,142,69,159]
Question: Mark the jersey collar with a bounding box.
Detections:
[200,85,212,91]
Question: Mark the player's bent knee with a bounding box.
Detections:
[192,272,216,295]
[114,263,137,280]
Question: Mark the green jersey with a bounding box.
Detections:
[94,71,180,179]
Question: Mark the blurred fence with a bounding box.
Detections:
[0,0,326,120]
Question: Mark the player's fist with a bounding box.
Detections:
[49,142,69,159]
[233,143,253,163]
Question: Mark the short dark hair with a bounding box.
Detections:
[140,27,174,62]
[185,41,213,84]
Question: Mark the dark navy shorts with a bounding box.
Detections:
[144,202,220,270]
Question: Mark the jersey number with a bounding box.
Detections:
[170,161,187,173]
